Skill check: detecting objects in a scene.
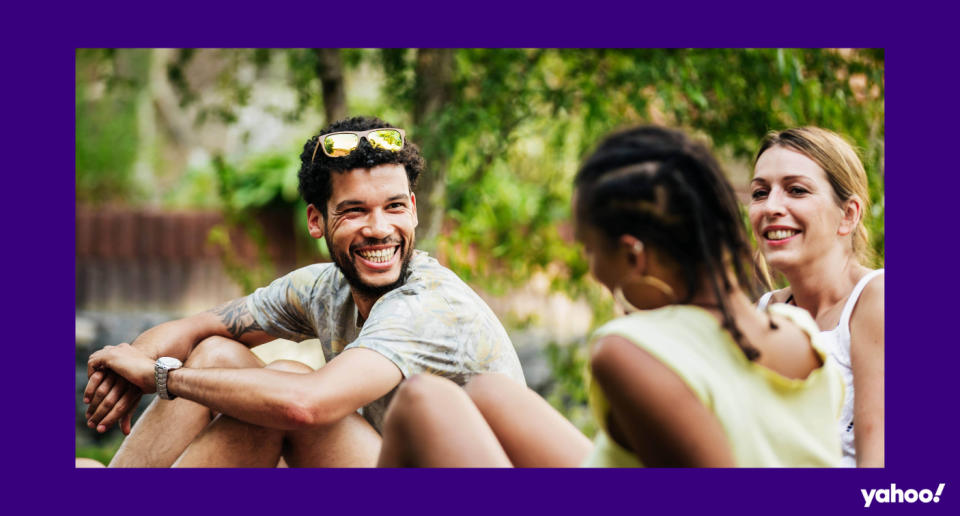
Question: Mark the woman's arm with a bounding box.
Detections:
[849,275,885,467]
[590,335,734,467]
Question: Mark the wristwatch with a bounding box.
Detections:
[154,357,183,400]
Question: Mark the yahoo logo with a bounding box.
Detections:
[861,483,945,508]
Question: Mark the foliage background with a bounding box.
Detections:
[76,48,884,459]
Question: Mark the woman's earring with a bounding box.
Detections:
[615,277,676,314]
[638,274,676,301]
[614,285,642,314]
[613,278,676,313]
[615,241,676,313]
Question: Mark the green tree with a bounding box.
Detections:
[76,49,152,204]
[377,49,885,298]
[82,48,883,273]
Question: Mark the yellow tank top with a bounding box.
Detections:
[582,304,843,467]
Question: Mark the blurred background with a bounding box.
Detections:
[76,48,885,463]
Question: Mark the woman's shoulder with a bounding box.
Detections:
[594,306,713,337]
[848,269,884,372]
[591,307,733,368]
[859,270,885,299]
[850,269,884,325]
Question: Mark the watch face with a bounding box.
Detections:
[157,357,182,369]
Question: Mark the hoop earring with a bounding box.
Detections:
[639,275,676,300]
[613,285,642,314]
[613,276,676,314]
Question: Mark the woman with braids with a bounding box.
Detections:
[374,126,843,467]
[751,127,884,467]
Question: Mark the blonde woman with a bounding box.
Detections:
[750,127,884,467]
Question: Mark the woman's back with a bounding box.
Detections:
[583,304,843,467]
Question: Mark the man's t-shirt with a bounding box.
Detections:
[246,250,526,431]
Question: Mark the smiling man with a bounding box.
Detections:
[83,116,525,467]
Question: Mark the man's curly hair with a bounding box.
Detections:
[298,116,425,216]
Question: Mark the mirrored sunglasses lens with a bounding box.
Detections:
[324,134,360,157]
[368,130,403,151]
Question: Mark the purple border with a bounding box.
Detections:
[7,1,955,514]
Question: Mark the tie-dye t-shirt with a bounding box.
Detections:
[245,250,525,432]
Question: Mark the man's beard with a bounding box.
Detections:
[326,233,415,300]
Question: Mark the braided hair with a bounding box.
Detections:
[574,126,761,360]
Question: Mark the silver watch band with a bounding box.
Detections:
[155,358,182,400]
[156,368,173,400]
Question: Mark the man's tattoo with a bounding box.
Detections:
[210,298,264,340]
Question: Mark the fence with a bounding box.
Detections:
[76,206,302,314]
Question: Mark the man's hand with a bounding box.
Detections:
[81,303,272,435]
[85,343,156,434]
[84,371,143,434]
[88,343,157,392]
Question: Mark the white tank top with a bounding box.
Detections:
[758,269,884,467]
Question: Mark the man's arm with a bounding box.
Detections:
[85,296,275,432]
[169,348,402,429]
[134,297,276,358]
[87,344,402,430]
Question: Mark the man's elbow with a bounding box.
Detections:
[280,395,346,429]
[264,360,344,429]
[280,400,318,428]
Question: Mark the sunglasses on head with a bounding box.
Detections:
[311,128,406,162]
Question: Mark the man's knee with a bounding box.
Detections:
[386,374,461,427]
[264,359,314,374]
[464,373,518,410]
[185,336,263,369]
[397,374,459,404]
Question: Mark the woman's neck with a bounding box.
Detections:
[778,249,868,318]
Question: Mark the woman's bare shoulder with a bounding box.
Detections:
[852,272,884,327]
